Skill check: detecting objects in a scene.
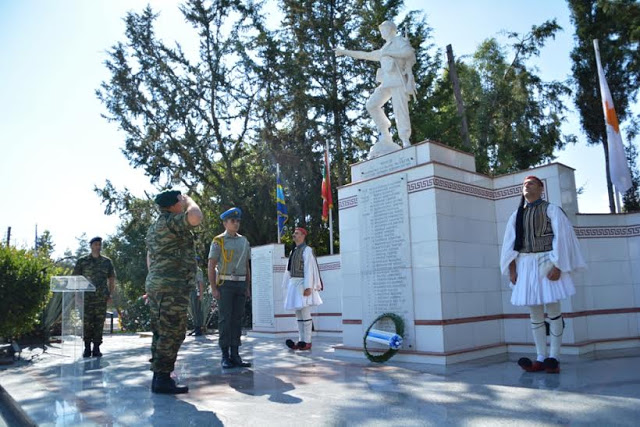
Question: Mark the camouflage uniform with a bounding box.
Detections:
[189,268,205,331]
[146,210,197,374]
[73,254,115,345]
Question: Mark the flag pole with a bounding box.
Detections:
[615,186,622,214]
[329,206,334,255]
[593,39,634,213]
[326,141,334,255]
[276,163,281,243]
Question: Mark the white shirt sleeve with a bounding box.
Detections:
[500,211,519,275]
[547,204,586,272]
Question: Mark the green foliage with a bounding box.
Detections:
[97,0,274,246]
[568,0,640,211]
[98,190,155,302]
[35,230,55,258]
[622,142,640,212]
[427,20,575,175]
[363,312,405,363]
[96,1,584,261]
[118,296,150,332]
[0,245,51,337]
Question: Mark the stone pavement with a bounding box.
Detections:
[1,334,639,426]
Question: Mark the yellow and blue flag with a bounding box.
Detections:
[277,172,288,237]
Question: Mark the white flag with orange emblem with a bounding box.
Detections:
[593,40,633,194]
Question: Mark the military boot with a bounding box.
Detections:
[152,373,188,394]
[92,342,102,357]
[230,346,251,367]
[221,347,234,369]
[83,340,92,358]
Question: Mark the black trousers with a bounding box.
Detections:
[217,280,246,347]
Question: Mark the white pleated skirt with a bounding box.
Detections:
[510,252,576,306]
[284,277,323,311]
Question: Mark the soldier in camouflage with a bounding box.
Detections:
[73,236,116,358]
[208,207,252,369]
[146,189,203,394]
[188,257,205,336]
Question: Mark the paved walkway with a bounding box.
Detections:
[1,334,639,426]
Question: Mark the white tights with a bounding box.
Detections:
[295,306,313,343]
[529,302,563,361]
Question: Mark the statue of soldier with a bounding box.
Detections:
[146,190,203,394]
[73,236,116,358]
[208,207,252,369]
[336,20,417,157]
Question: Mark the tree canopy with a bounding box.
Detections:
[568,0,640,212]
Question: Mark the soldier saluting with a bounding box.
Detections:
[146,190,202,394]
[208,207,252,369]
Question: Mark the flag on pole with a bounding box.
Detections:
[321,146,333,222]
[593,40,633,195]
[276,166,288,238]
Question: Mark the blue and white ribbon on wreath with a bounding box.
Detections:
[365,328,403,350]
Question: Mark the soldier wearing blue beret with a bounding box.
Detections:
[208,207,252,368]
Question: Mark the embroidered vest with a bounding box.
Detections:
[288,244,306,278]
[521,200,554,253]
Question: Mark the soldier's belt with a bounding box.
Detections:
[219,274,246,281]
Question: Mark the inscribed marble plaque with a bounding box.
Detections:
[358,173,414,347]
[355,147,417,182]
[251,247,275,328]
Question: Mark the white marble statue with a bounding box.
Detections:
[336,21,417,157]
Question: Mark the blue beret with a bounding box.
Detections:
[220,207,242,220]
[154,190,181,208]
[89,236,102,244]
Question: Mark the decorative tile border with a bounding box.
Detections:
[344,307,640,326]
[338,195,358,210]
[406,176,547,200]
[574,225,640,238]
[337,175,640,239]
[338,176,547,209]
[319,262,341,271]
[335,336,640,356]
[407,176,494,199]
[274,262,341,273]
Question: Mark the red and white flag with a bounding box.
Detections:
[321,145,333,222]
[593,40,633,195]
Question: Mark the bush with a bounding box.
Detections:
[118,297,151,332]
[0,245,51,337]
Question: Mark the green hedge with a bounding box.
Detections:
[0,245,51,337]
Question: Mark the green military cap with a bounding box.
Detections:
[220,207,242,220]
[154,190,181,208]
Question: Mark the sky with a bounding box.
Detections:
[0,0,636,258]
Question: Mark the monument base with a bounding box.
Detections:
[368,139,401,159]
[333,336,640,365]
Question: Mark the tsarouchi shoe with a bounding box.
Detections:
[285,339,298,350]
[297,342,312,351]
[518,357,545,372]
[543,357,560,374]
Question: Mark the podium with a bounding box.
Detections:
[50,276,95,359]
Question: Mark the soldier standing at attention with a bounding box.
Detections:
[188,256,205,336]
[282,227,323,351]
[73,236,116,358]
[208,207,252,369]
[146,190,202,394]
